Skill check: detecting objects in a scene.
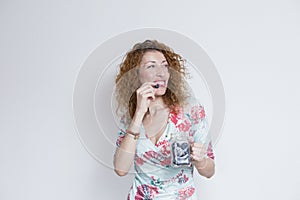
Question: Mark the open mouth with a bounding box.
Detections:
[153,80,167,87]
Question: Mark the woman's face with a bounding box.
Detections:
[138,50,170,96]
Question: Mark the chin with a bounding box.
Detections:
[155,88,167,96]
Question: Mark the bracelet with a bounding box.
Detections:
[126,130,140,140]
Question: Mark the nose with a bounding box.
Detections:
[156,64,167,77]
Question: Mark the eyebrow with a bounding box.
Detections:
[144,60,167,64]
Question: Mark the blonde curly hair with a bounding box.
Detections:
[115,40,191,122]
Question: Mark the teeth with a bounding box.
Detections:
[155,81,165,85]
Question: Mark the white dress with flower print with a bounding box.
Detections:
[115,100,214,200]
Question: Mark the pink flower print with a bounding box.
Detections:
[116,132,125,147]
[170,110,180,126]
[207,142,214,160]
[177,174,189,184]
[177,186,195,200]
[191,104,205,124]
[160,157,171,166]
[135,155,145,166]
[170,110,192,132]
[177,118,191,132]
[188,130,196,137]
[176,169,189,184]
[156,139,171,156]
[135,184,159,200]
[143,150,170,166]
[157,140,172,166]
[128,185,133,200]
[199,107,205,119]
[156,139,168,147]
[143,150,161,163]
[171,176,176,183]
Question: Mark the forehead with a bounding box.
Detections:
[141,50,166,63]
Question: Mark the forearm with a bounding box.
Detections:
[113,112,144,176]
[114,134,137,176]
[193,157,215,178]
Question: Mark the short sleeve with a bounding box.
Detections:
[189,100,215,159]
[189,101,209,144]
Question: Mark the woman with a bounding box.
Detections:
[113,40,215,199]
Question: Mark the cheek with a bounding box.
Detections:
[138,72,154,83]
[164,73,170,84]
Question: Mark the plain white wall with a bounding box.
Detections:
[1,0,299,199]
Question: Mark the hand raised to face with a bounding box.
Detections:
[135,82,159,115]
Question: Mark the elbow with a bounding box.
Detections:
[114,168,128,177]
[200,159,215,179]
[113,155,128,176]
[113,158,129,176]
[204,164,215,179]
[198,169,215,179]
[204,170,215,179]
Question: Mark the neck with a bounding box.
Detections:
[148,97,167,116]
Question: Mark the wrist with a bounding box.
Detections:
[134,110,146,119]
[131,111,145,127]
[126,130,140,140]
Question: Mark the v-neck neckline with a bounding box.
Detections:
[141,112,171,147]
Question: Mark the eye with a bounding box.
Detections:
[146,65,155,69]
[164,64,169,68]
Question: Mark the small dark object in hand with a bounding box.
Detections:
[153,84,160,88]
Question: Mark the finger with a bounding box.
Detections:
[139,88,155,97]
[191,144,199,151]
[191,143,205,149]
[192,146,207,155]
[191,152,206,161]
[191,146,206,156]
[137,83,154,94]
[140,82,158,88]
[188,136,194,144]
[192,143,204,148]
[147,82,161,90]
[149,82,158,87]
[137,85,151,92]
[142,91,155,101]
[191,148,201,156]
[191,155,199,161]
[144,84,156,91]
[193,156,204,161]
[141,88,154,94]
[191,154,202,161]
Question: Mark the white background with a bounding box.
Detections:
[1,0,299,199]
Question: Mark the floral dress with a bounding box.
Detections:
[115,99,215,200]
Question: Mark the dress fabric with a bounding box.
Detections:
[115,100,214,200]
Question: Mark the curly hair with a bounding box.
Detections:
[114,40,191,122]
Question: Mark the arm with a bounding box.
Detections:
[113,111,144,176]
[189,102,215,178]
[193,157,215,178]
[190,141,215,178]
[113,82,156,176]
